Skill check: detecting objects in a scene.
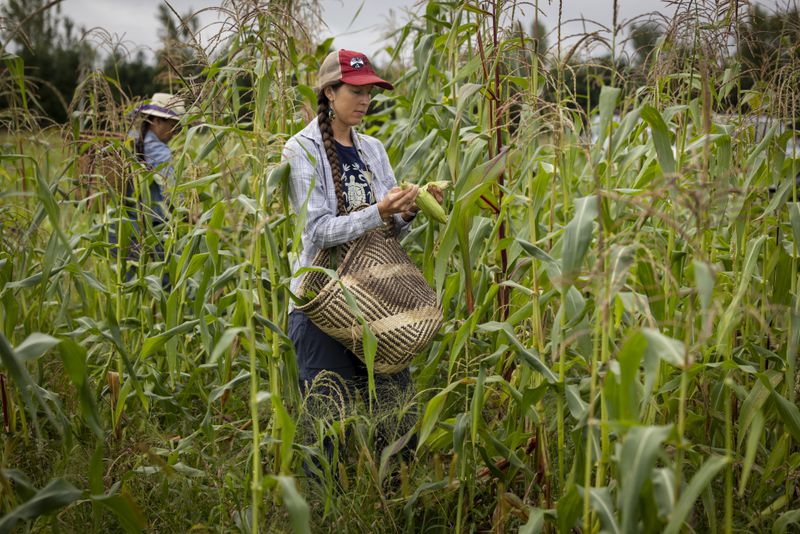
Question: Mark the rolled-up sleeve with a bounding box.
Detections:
[283,137,384,249]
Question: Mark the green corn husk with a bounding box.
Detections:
[415,187,448,224]
[400,181,450,224]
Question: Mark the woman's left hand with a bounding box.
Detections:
[427,185,444,204]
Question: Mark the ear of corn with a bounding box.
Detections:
[399,181,449,223]
[415,187,448,224]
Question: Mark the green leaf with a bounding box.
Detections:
[760,170,795,218]
[361,319,378,403]
[209,327,247,365]
[417,380,461,452]
[651,467,676,519]
[641,105,676,174]
[593,86,622,157]
[739,370,781,443]
[1,469,36,501]
[0,331,57,436]
[620,425,672,534]
[174,172,222,192]
[477,321,557,383]
[0,478,83,534]
[295,84,317,111]
[556,483,582,533]
[578,486,620,534]
[455,83,482,118]
[404,479,449,520]
[565,384,588,420]
[642,328,687,368]
[140,319,200,358]
[471,366,485,444]
[773,509,800,534]
[739,410,764,496]
[90,494,145,533]
[271,394,297,472]
[560,196,598,284]
[14,333,61,363]
[59,338,103,437]
[608,245,636,298]
[272,476,310,534]
[208,370,250,404]
[613,331,648,422]
[455,148,517,208]
[516,238,557,265]
[206,202,225,273]
[717,235,767,351]
[519,508,545,534]
[396,128,438,177]
[89,444,104,496]
[379,426,416,486]
[663,455,730,534]
[790,203,800,252]
[768,386,800,443]
[452,412,469,457]
[693,260,715,312]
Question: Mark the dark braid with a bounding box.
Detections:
[317,85,346,216]
[135,120,151,165]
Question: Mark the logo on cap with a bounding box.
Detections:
[350,57,365,69]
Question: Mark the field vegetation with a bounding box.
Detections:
[1,0,799,532]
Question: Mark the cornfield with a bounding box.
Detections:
[1,0,799,532]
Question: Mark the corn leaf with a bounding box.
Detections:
[620,425,672,534]
[664,455,730,534]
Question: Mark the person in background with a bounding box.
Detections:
[112,92,185,284]
[131,92,184,227]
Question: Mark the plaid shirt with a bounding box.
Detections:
[282,117,413,300]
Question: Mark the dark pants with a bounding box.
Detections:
[109,181,171,290]
[288,310,417,479]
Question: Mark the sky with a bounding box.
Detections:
[62,0,420,61]
[61,0,789,63]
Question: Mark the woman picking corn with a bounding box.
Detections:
[282,49,443,470]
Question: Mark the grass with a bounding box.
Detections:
[1,0,800,532]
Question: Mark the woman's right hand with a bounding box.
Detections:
[378,185,418,218]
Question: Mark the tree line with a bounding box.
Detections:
[0,0,199,124]
[1,1,798,124]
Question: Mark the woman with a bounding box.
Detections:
[113,93,184,281]
[130,92,184,231]
[282,50,441,463]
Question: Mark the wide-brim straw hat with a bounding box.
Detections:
[315,49,394,93]
[135,93,185,120]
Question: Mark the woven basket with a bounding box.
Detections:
[295,225,443,374]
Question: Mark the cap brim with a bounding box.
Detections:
[343,74,394,91]
[139,109,181,120]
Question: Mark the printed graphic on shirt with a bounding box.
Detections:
[334,141,374,212]
[342,161,374,210]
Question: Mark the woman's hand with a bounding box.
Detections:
[378,185,419,219]
[426,185,444,204]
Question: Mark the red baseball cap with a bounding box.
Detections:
[316,49,394,92]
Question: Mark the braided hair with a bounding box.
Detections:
[317,83,346,216]
[134,119,151,165]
